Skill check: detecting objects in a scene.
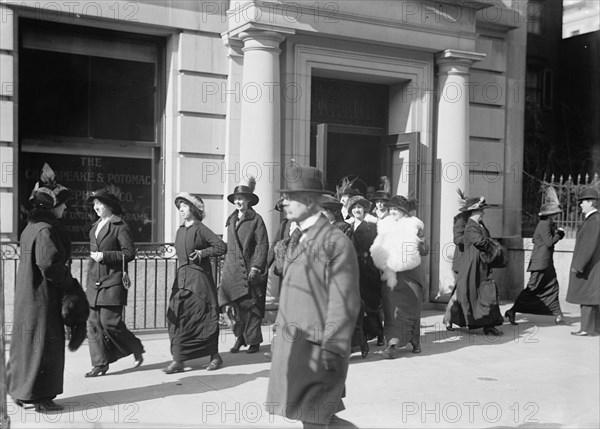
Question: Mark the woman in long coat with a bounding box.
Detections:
[505,195,566,325]
[164,193,227,373]
[447,197,504,335]
[85,187,145,377]
[347,195,383,357]
[371,195,427,358]
[7,165,73,412]
[218,178,269,354]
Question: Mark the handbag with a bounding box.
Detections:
[122,254,131,289]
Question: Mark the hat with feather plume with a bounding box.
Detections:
[370,176,391,203]
[458,188,488,212]
[388,194,418,214]
[228,176,259,206]
[336,175,360,200]
[29,163,70,209]
[539,186,562,216]
[87,183,123,215]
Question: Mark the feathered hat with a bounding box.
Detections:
[459,192,488,212]
[370,176,391,203]
[538,186,562,216]
[175,192,205,219]
[228,176,259,206]
[29,163,70,209]
[335,175,360,200]
[87,183,123,215]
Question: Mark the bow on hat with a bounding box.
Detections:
[30,163,70,209]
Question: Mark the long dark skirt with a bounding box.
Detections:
[351,301,367,353]
[168,289,219,361]
[512,267,562,316]
[382,270,422,347]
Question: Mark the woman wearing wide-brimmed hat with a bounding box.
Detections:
[7,164,75,412]
[370,176,391,221]
[446,196,505,336]
[218,177,269,354]
[370,195,428,358]
[164,193,227,374]
[347,195,383,357]
[505,187,566,325]
[321,194,352,237]
[84,185,145,377]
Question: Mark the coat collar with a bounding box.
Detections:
[92,214,124,245]
[226,208,257,227]
[92,214,125,227]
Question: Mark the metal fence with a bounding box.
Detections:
[523,172,600,238]
[1,242,224,335]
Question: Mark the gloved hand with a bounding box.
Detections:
[248,268,261,285]
[320,349,343,372]
[557,228,565,239]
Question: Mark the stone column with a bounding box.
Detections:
[238,29,287,237]
[433,49,485,299]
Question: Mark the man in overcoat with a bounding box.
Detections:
[566,187,600,336]
[266,165,360,428]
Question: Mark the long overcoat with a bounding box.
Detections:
[566,211,600,305]
[7,211,74,401]
[218,209,269,308]
[451,212,468,273]
[86,215,135,307]
[168,220,227,360]
[451,218,503,328]
[267,216,360,425]
[528,218,562,272]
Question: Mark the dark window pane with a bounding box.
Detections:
[20,49,89,137]
[90,57,155,141]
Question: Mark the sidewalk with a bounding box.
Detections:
[5,302,599,428]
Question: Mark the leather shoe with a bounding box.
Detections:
[230,337,245,353]
[246,344,260,354]
[133,352,144,368]
[163,361,185,374]
[445,323,455,331]
[411,341,421,354]
[483,326,503,336]
[85,364,109,378]
[376,335,385,346]
[34,400,64,412]
[206,354,223,371]
[555,315,567,325]
[571,331,594,337]
[360,343,369,358]
[504,310,517,325]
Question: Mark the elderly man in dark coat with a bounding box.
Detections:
[267,165,360,428]
[566,187,600,336]
[218,177,269,354]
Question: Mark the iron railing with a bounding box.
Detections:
[1,242,224,335]
[523,172,599,238]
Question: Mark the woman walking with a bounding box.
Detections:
[85,186,145,377]
[371,195,428,358]
[347,195,383,356]
[7,164,73,412]
[218,178,269,354]
[164,193,227,373]
[505,188,566,325]
[447,196,504,335]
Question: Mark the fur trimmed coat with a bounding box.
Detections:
[370,216,426,288]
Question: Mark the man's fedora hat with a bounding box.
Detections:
[228,176,259,206]
[578,187,600,201]
[87,186,123,215]
[279,164,333,194]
